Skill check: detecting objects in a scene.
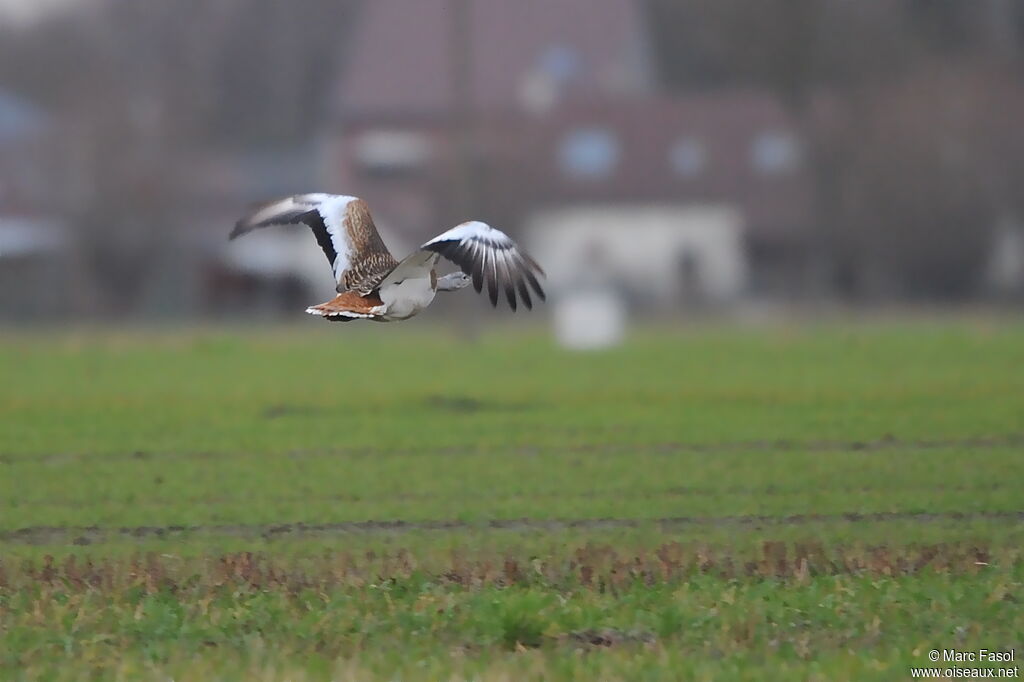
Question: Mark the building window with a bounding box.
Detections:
[750,131,800,174]
[354,130,431,173]
[669,137,705,177]
[559,127,619,179]
[539,45,581,84]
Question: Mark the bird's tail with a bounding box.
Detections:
[305,291,385,322]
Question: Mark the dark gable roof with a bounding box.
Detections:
[333,0,653,121]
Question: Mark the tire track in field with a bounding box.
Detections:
[3,509,1022,546]
[7,481,1016,512]
[2,433,1022,465]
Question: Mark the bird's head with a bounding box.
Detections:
[437,271,472,292]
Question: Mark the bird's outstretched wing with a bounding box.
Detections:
[230,194,398,293]
[416,221,545,310]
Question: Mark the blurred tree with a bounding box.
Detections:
[646,0,1024,298]
[0,0,360,146]
[647,0,1023,92]
[646,0,908,94]
[646,0,916,294]
[831,63,1024,297]
[0,0,360,314]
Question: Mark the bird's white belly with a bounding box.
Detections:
[378,276,436,320]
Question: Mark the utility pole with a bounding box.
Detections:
[449,0,482,335]
[986,0,1019,60]
[450,0,478,220]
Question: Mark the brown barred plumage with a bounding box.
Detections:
[338,199,399,294]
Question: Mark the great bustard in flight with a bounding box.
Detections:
[230,194,545,322]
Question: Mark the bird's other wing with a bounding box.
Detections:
[419,221,545,310]
[378,250,441,289]
[230,194,398,293]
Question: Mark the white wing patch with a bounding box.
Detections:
[314,195,358,282]
[422,220,494,247]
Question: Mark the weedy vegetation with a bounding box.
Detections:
[1,321,1022,680]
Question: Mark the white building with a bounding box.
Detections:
[527,205,747,305]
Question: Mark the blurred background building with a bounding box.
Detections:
[1,0,1023,324]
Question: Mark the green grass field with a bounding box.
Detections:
[1,321,1023,680]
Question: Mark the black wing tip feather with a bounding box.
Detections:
[229,220,251,240]
[229,204,340,276]
[531,276,547,302]
[230,199,275,240]
[229,206,322,238]
[522,252,546,278]
[425,237,545,311]
[505,283,518,311]
[472,260,484,293]
[485,262,499,307]
[516,277,534,310]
